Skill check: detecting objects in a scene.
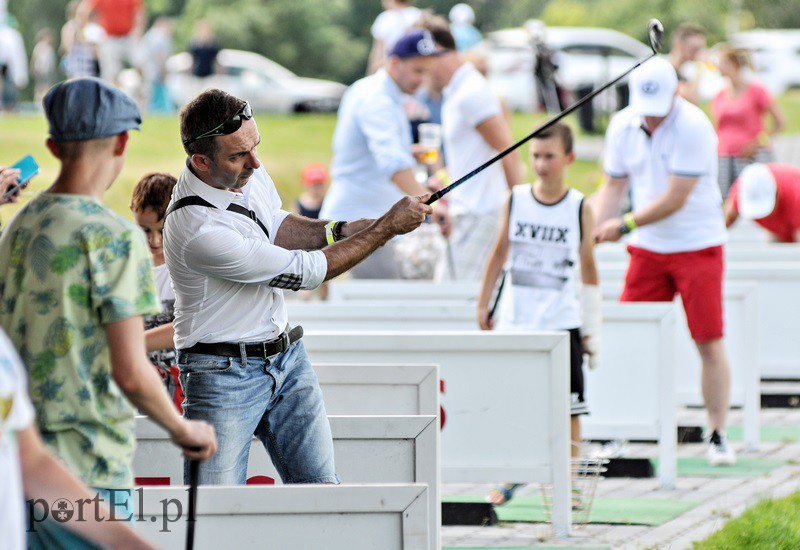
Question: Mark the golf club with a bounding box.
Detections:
[426,18,664,205]
[186,459,200,550]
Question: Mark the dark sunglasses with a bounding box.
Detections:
[183,102,253,147]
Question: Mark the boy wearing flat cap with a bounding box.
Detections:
[0,77,216,544]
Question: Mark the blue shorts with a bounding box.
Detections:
[178,339,339,485]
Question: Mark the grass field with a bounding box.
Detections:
[0,109,604,227]
[694,491,800,549]
[2,88,798,226]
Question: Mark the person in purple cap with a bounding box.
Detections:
[321,29,450,278]
[0,77,216,546]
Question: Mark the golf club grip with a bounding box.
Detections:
[425,52,657,206]
[186,459,200,550]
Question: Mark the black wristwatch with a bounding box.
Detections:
[618,221,632,235]
[332,221,345,242]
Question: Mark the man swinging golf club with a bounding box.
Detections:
[165,88,432,487]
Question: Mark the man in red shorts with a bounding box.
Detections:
[593,57,735,466]
[725,162,800,242]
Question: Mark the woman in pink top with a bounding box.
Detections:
[711,45,785,198]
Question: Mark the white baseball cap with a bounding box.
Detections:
[738,163,777,220]
[449,3,475,25]
[629,57,678,117]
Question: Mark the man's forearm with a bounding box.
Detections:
[392,167,429,196]
[322,220,393,280]
[120,360,186,440]
[275,215,376,250]
[593,177,627,224]
[501,150,524,188]
[628,194,686,227]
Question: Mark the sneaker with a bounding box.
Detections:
[707,430,736,466]
[591,439,630,460]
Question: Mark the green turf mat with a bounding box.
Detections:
[443,494,697,525]
[653,457,785,478]
[725,425,800,443]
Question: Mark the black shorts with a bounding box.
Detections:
[568,328,589,416]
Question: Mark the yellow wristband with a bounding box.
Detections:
[623,212,638,231]
[325,221,336,245]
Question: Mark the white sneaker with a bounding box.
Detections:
[707,430,736,466]
[592,439,630,460]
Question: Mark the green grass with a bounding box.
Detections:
[0,110,604,228]
[694,491,800,549]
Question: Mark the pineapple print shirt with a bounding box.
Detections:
[0,194,160,489]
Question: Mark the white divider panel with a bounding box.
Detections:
[295,303,684,487]
[728,218,770,243]
[584,303,678,489]
[302,331,573,537]
[135,415,439,549]
[601,281,761,452]
[289,301,477,330]
[328,279,479,302]
[316,363,439,416]
[596,241,800,264]
[601,262,800,380]
[134,484,429,549]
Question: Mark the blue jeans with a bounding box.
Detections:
[178,339,339,485]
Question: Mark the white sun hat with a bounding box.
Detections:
[739,163,777,220]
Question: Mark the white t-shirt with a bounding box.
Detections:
[153,262,175,304]
[442,63,507,216]
[497,186,584,330]
[0,330,36,550]
[371,7,422,54]
[603,97,726,253]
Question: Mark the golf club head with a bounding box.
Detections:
[647,19,664,53]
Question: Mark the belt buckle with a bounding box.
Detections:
[262,332,290,360]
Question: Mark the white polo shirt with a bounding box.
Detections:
[442,62,507,217]
[604,98,726,253]
[163,164,328,349]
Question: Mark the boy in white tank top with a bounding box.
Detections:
[477,122,601,507]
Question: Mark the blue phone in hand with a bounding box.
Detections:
[2,155,40,200]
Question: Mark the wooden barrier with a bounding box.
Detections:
[602,281,760,452]
[584,303,678,488]
[316,363,439,416]
[134,484,429,549]
[596,242,800,264]
[600,262,800,380]
[291,304,681,488]
[303,331,573,536]
[135,414,439,549]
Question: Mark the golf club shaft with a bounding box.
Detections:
[186,459,200,550]
[425,51,658,205]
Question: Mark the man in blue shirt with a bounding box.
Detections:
[321,29,449,278]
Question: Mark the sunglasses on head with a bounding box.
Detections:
[183,102,253,147]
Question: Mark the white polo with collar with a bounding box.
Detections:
[163,163,327,349]
[603,97,726,253]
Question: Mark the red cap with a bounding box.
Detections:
[301,163,329,186]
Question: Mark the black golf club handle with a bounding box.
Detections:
[186,459,200,550]
[425,51,658,206]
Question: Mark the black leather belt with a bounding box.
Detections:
[181,326,304,360]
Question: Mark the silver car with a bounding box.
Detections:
[165,49,346,113]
